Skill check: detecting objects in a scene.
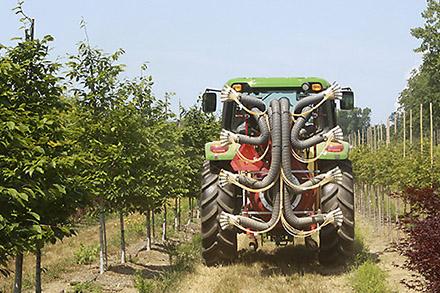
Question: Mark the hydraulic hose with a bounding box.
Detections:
[220,182,281,232]
[280,98,343,229]
[293,82,342,115]
[220,107,269,146]
[235,99,281,189]
[290,106,326,149]
[293,92,326,115]
[240,94,266,112]
[280,98,337,193]
[282,185,325,229]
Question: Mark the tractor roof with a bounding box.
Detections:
[226,77,331,89]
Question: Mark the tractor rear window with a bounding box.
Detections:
[229,90,302,133]
[246,90,299,107]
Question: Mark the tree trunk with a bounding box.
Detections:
[174,197,180,231]
[35,244,42,293]
[99,212,107,274]
[152,210,155,239]
[13,253,23,293]
[146,209,152,251]
[188,197,193,224]
[177,197,181,230]
[103,212,108,267]
[162,204,167,241]
[119,212,126,264]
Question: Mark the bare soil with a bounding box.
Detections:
[7,215,424,293]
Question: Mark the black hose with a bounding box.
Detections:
[235,107,269,145]
[293,92,326,115]
[234,182,280,231]
[279,97,329,228]
[237,99,281,189]
[280,98,306,194]
[240,94,266,112]
[290,106,326,149]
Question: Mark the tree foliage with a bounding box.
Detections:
[399,0,440,129]
[0,17,220,279]
[337,107,371,136]
[0,34,87,270]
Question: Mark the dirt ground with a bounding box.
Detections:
[177,217,424,293]
[16,216,424,293]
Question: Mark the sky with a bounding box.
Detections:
[0,0,427,123]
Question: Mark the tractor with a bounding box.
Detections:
[199,77,355,266]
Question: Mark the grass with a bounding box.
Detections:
[73,243,99,265]
[0,197,196,292]
[351,260,391,293]
[69,281,103,293]
[134,233,201,293]
[349,223,392,293]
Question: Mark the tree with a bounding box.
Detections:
[66,41,125,273]
[399,0,440,130]
[0,23,88,292]
[180,102,220,220]
[337,107,371,137]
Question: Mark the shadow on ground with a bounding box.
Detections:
[235,237,380,277]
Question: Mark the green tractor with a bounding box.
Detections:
[200,77,355,266]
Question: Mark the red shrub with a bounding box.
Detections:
[401,188,440,292]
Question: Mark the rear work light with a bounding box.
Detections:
[210,145,229,153]
[326,143,344,152]
[311,83,322,92]
[232,84,243,92]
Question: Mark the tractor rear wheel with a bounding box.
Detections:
[200,161,238,266]
[318,160,355,265]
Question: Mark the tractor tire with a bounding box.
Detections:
[318,159,355,265]
[200,161,238,266]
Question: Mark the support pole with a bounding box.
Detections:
[410,109,413,145]
[403,111,406,157]
[420,103,423,154]
[386,117,390,145]
[430,102,433,166]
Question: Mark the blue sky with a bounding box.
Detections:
[1,0,426,123]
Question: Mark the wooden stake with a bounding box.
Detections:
[420,103,423,154]
[386,117,390,145]
[403,111,406,157]
[410,109,413,145]
[380,124,383,145]
[430,102,433,166]
[361,128,365,145]
[373,126,376,150]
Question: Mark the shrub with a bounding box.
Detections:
[73,243,99,265]
[71,281,102,293]
[401,188,440,292]
[351,260,391,293]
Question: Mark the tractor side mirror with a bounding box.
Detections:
[202,92,217,113]
[340,88,354,110]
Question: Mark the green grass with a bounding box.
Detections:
[351,260,391,293]
[349,224,392,293]
[73,243,99,265]
[70,281,103,293]
[134,233,201,293]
